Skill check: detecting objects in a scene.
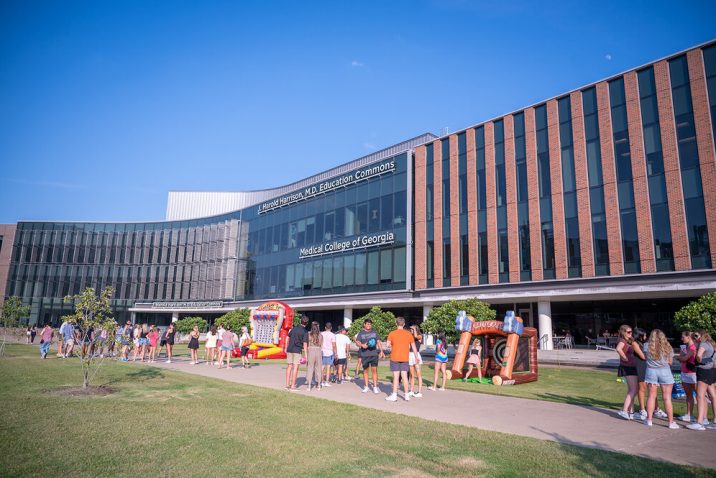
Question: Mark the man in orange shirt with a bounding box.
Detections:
[385,316,419,402]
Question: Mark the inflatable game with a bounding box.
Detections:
[451,311,538,386]
[233,301,293,360]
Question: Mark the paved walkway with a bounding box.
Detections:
[147,357,714,470]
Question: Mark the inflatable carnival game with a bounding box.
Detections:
[452,311,538,386]
[235,301,293,360]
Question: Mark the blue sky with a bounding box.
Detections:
[1,0,715,223]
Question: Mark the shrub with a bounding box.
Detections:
[347,307,396,340]
[674,292,716,335]
[422,298,496,343]
[175,316,208,334]
[215,308,251,333]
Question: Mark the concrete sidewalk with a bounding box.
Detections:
[147,357,715,470]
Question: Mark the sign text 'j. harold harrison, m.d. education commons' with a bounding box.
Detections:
[299,232,395,259]
[257,159,396,214]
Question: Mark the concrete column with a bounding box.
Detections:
[171,311,179,323]
[131,312,136,325]
[538,301,553,350]
[422,305,434,346]
[343,308,353,329]
[422,305,432,322]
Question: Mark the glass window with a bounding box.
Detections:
[367,251,379,285]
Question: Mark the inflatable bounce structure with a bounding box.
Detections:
[237,301,293,360]
[452,311,538,386]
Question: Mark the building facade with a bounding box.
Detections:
[2,41,716,348]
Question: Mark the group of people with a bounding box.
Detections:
[616,325,716,430]
[192,324,252,369]
[283,316,462,402]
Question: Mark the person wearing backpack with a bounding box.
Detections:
[688,330,716,430]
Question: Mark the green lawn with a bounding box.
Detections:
[0,345,713,477]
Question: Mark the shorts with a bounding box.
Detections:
[220,345,233,352]
[467,353,481,366]
[64,338,75,346]
[617,365,637,377]
[139,338,149,346]
[409,351,423,366]
[286,352,302,365]
[336,358,347,366]
[390,361,410,373]
[681,372,697,384]
[240,346,249,357]
[435,356,448,364]
[160,339,166,347]
[697,367,716,385]
[635,359,647,382]
[322,355,334,366]
[645,367,675,386]
[361,356,379,368]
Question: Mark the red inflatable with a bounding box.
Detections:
[232,301,293,360]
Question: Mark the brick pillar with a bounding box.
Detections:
[414,146,427,290]
[624,71,656,273]
[654,61,691,270]
[504,114,520,282]
[466,128,479,285]
[485,122,499,284]
[450,134,461,285]
[433,139,444,288]
[525,107,543,280]
[688,49,716,267]
[596,81,625,275]
[547,100,568,279]
[570,90,595,278]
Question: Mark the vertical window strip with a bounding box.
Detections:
[558,96,581,277]
[494,120,509,282]
[536,105,556,279]
[475,126,488,284]
[514,112,531,281]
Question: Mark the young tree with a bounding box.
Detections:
[675,292,716,335]
[422,298,496,344]
[215,308,251,333]
[0,296,31,357]
[347,307,396,340]
[63,287,117,388]
[175,316,208,334]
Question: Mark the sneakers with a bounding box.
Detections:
[373,386,380,394]
[639,410,647,421]
[362,386,370,393]
[427,386,436,391]
[406,391,414,398]
[687,423,706,431]
[617,410,632,420]
[678,414,694,423]
[404,394,411,401]
[644,419,653,427]
[413,392,423,398]
[707,424,716,430]
[654,409,668,419]
[668,422,680,430]
[702,419,711,426]
[324,382,332,387]
[385,393,398,402]
[165,359,172,363]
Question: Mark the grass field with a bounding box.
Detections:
[1,344,714,477]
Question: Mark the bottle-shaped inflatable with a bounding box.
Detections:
[455,310,472,332]
[502,310,523,335]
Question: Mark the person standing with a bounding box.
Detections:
[643,329,679,429]
[408,324,424,397]
[464,337,483,383]
[216,324,226,365]
[429,332,449,391]
[205,325,218,365]
[57,321,66,358]
[615,325,644,420]
[39,323,53,359]
[217,327,235,369]
[385,317,419,402]
[334,327,351,384]
[355,319,384,394]
[238,326,252,369]
[147,325,159,363]
[164,323,176,363]
[678,331,698,423]
[688,330,716,430]
[285,316,309,391]
[62,320,75,358]
[320,322,337,387]
[188,325,201,364]
[30,325,37,344]
[306,321,323,391]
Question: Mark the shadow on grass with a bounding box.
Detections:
[126,367,164,381]
[532,391,619,410]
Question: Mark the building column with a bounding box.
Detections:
[171,311,179,323]
[131,312,137,325]
[538,301,553,350]
[343,308,353,329]
[422,305,432,322]
[422,305,434,346]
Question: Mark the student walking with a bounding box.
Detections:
[320,322,337,386]
[205,326,218,365]
[61,320,75,358]
[285,316,309,391]
[429,332,449,391]
[643,329,679,429]
[216,325,226,364]
[164,323,176,363]
[688,330,716,431]
[678,331,699,423]
[385,317,420,402]
[217,327,235,369]
[306,321,323,391]
[408,324,424,397]
[464,337,483,382]
[334,327,351,384]
[39,323,53,359]
[131,324,142,361]
[148,325,159,362]
[29,325,37,344]
[615,325,645,420]
[239,326,252,369]
[355,319,384,394]
[188,325,201,364]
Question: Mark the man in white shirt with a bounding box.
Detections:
[320,322,337,387]
[335,327,352,384]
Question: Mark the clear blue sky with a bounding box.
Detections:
[1,0,715,223]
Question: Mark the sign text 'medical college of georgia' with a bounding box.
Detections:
[299,232,395,259]
[257,160,396,214]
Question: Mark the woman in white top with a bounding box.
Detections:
[205,325,218,365]
[239,326,252,369]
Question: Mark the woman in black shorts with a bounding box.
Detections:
[689,330,716,430]
[164,323,176,363]
[615,324,645,420]
[188,325,200,364]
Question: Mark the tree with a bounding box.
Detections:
[674,292,716,335]
[347,307,396,340]
[0,296,31,357]
[175,316,208,334]
[215,308,251,333]
[63,287,117,388]
[422,298,496,344]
